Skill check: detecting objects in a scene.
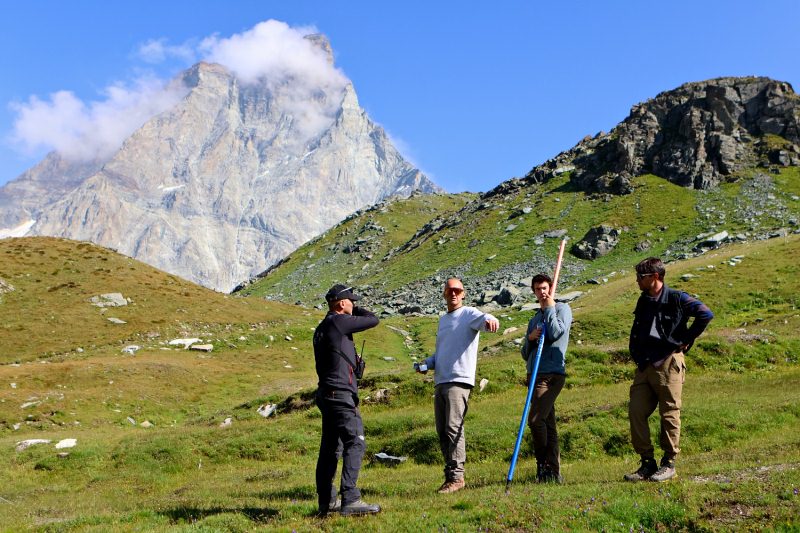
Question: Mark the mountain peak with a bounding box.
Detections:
[0,47,439,292]
[524,76,800,194]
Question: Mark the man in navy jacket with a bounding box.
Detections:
[625,258,714,482]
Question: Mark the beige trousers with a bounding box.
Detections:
[434,382,471,481]
[629,352,685,462]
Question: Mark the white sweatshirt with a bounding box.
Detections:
[423,306,496,387]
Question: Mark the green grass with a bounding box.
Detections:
[2,235,800,530]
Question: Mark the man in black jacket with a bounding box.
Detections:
[625,257,714,482]
[313,284,380,516]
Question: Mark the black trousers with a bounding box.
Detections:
[526,373,566,474]
[315,389,365,509]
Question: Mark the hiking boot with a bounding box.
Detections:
[437,478,466,494]
[539,468,564,484]
[317,498,341,517]
[650,463,676,482]
[340,499,381,516]
[623,457,658,482]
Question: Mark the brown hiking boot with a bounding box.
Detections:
[650,463,676,482]
[437,478,465,494]
[624,457,658,482]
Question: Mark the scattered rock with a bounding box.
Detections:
[20,401,40,409]
[373,388,389,402]
[126,417,136,425]
[503,327,519,336]
[169,339,200,349]
[374,452,407,465]
[381,356,396,362]
[122,345,140,355]
[55,439,77,449]
[542,229,568,239]
[479,378,489,392]
[89,293,129,307]
[140,421,153,428]
[15,439,51,452]
[695,230,729,250]
[219,417,233,428]
[556,291,583,303]
[190,344,213,352]
[257,404,277,418]
[0,277,15,294]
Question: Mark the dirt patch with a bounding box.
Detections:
[690,462,799,484]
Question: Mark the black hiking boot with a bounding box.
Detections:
[538,466,564,484]
[624,457,658,482]
[317,498,341,517]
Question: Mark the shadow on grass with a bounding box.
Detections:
[253,484,316,501]
[159,506,279,524]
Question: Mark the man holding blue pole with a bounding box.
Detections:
[520,273,572,483]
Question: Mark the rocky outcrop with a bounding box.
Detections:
[0,37,440,292]
[525,77,800,194]
[571,225,621,259]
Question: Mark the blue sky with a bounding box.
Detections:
[1,1,798,193]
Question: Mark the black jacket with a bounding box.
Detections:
[629,284,714,369]
[313,307,379,394]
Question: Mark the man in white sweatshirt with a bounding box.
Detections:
[418,278,499,493]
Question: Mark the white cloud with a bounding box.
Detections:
[10,20,351,163]
[11,76,188,161]
[199,20,349,142]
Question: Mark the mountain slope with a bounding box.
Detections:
[242,78,800,312]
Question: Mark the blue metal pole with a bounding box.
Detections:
[505,322,546,492]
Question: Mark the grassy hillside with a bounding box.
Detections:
[238,192,476,302]
[1,236,798,530]
[0,237,301,364]
[243,167,800,308]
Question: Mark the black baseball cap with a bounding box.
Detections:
[325,284,362,303]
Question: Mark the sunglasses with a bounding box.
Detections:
[636,273,655,280]
[444,287,464,295]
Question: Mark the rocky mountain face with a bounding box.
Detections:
[526,77,800,194]
[0,42,439,292]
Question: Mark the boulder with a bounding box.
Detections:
[90,293,129,307]
[572,225,620,259]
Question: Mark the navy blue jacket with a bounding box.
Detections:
[313,307,379,394]
[629,284,714,369]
